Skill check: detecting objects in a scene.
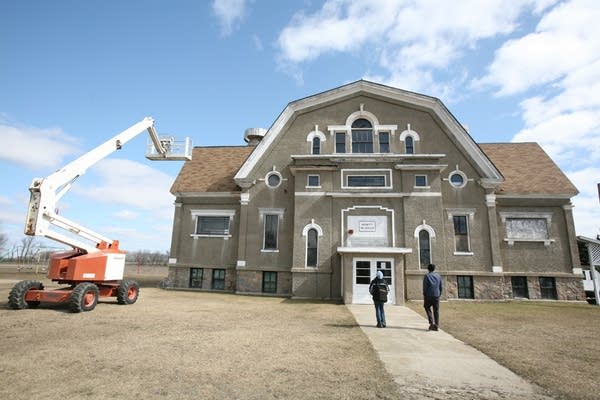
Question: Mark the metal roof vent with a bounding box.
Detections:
[244,128,267,146]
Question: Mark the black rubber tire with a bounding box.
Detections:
[8,280,44,310]
[69,282,99,313]
[116,280,139,305]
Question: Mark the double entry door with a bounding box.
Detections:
[353,258,394,304]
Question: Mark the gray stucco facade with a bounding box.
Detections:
[167,81,584,303]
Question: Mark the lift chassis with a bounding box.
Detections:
[8,117,189,312]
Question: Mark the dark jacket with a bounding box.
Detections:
[423,272,443,297]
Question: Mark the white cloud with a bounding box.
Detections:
[113,209,140,220]
[0,123,80,169]
[476,0,600,95]
[74,158,175,215]
[276,0,551,94]
[567,168,600,238]
[212,0,247,36]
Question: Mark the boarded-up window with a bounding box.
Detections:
[506,218,548,240]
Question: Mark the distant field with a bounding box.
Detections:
[407,300,599,400]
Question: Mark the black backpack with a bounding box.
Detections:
[373,281,388,303]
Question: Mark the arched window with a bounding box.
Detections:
[418,229,431,267]
[351,118,373,153]
[307,228,318,267]
[312,137,321,155]
[405,136,414,154]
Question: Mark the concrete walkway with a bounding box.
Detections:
[347,305,554,400]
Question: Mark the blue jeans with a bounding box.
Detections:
[374,301,386,326]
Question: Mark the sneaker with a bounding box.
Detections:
[377,323,382,328]
[432,324,438,331]
[382,323,386,328]
[428,324,435,331]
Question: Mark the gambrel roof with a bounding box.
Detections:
[233,80,503,188]
[171,81,577,199]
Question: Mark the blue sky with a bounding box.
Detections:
[1,0,599,254]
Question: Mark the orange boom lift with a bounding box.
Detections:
[8,118,191,312]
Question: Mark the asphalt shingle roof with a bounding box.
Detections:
[171,142,578,197]
[170,146,254,194]
[479,142,578,196]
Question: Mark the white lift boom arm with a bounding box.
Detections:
[24,117,168,254]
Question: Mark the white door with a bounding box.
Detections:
[352,258,395,304]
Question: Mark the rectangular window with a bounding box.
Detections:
[196,216,230,235]
[307,175,320,187]
[262,271,277,293]
[379,132,390,153]
[457,275,474,299]
[264,214,279,250]
[312,138,320,155]
[415,175,427,187]
[352,131,373,153]
[539,277,557,299]
[453,215,470,252]
[335,132,346,153]
[511,276,529,298]
[212,269,225,290]
[355,261,371,284]
[189,268,203,288]
[347,175,386,187]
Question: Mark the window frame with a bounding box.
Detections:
[499,212,554,246]
[418,229,431,267]
[260,208,284,253]
[189,268,203,288]
[306,174,320,188]
[212,269,225,290]
[341,169,392,189]
[190,209,235,238]
[414,174,428,188]
[335,132,346,154]
[351,118,374,153]
[539,277,557,299]
[306,228,318,267]
[378,131,390,153]
[457,275,474,299]
[312,136,321,155]
[405,135,414,154]
[262,271,277,293]
[511,276,529,299]
[453,215,471,253]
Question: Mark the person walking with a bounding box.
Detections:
[369,270,389,328]
[423,263,442,331]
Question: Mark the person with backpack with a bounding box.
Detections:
[369,270,389,328]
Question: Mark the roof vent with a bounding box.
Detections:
[244,128,267,146]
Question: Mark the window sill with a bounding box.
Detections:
[305,186,322,189]
[413,186,431,190]
[504,238,555,247]
[191,234,231,240]
[453,251,474,256]
[261,249,279,253]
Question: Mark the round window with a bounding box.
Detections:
[449,172,466,188]
[266,172,281,188]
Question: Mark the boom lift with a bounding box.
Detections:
[8,117,191,312]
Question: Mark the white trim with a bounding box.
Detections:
[446,210,474,253]
[190,209,236,217]
[306,127,327,142]
[399,124,421,141]
[492,266,503,273]
[341,205,396,247]
[303,219,323,268]
[414,174,428,188]
[345,108,380,126]
[260,209,284,251]
[499,211,552,224]
[395,164,447,171]
[265,170,283,189]
[294,191,442,198]
[337,247,412,254]
[237,260,246,267]
[258,208,285,216]
[445,166,469,188]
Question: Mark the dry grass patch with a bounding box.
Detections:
[408,300,599,400]
[0,273,399,400]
